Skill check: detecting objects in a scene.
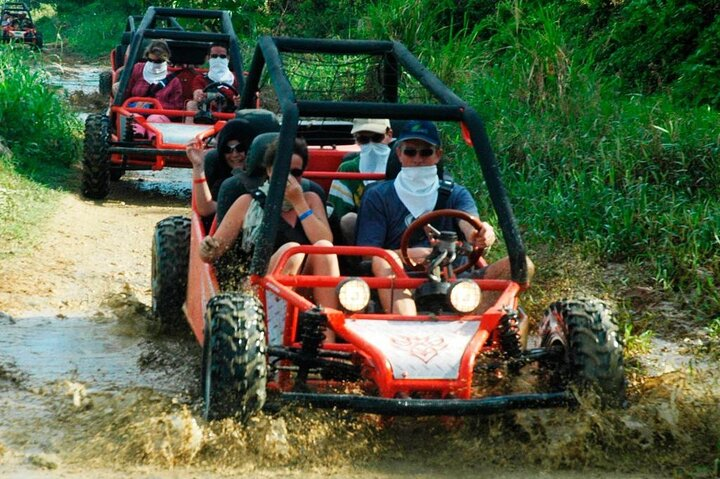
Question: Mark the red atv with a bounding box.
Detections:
[1,2,42,49]
[82,6,244,199]
[152,37,626,421]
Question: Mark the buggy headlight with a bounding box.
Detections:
[448,280,482,314]
[337,277,370,312]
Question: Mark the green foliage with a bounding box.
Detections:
[38,1,128,58]
[0,44,81,181]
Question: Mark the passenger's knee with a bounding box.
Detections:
[340,212,357,244]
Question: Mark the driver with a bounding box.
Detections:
[355,120,526,315]
[185,42,240,120]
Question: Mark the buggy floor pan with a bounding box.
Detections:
[149,122,215,145]
[273,390,576,416]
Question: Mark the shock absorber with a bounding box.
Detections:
[296,307,327,385]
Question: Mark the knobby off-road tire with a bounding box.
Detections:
[81,113,111,199]
[34,32,43,50]
[201,293,267,422]
[151,216,191,332]
[539,298,626,406]
[99,70,113,97]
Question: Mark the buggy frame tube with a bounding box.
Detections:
[277,391,575,416]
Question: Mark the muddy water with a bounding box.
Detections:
[0,59,718,478]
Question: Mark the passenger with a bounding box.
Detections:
[114,40,184,136]
[186,118,254,217]
[185,42,240,121]
[327,118,392,245]
[200,137,340,331]
[355,120,534,319]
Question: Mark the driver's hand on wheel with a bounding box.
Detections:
[469,221,496,250]
[193,89,206,103]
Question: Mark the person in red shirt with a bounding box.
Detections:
[185,42,240,121]
[123,39,184,111]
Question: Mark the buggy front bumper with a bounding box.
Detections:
[275,391,576,416]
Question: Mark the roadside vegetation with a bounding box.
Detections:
[0,44,81,255]
[9,1,720,331]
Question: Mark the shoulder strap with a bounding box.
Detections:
[433,179,454,210]
[251,188,267,208]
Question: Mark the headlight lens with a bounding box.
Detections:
[337,277,371,312]
[448,280,482,313]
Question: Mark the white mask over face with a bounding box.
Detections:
[142,60,168,84]
[208,57,234,84]
[393,165,439,218]
[358,142,390,185]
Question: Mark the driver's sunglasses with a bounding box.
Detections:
[355,133,385,145]
[290,168,304,178]
[210,54,227,59]
[223,143,245,154]
[146,57,166,64]
[402,147,436,158]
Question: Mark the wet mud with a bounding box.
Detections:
[0,58,718,478]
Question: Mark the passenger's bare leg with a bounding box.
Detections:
[185,100,199,124]
[372,252,415,315]
[301,240,339,343]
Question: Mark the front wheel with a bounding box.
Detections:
[99,70,113,96]
[539,298,626,406]
[201,293,267,422]
[81,114,111,199]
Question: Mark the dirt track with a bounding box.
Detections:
[0,61,718,478]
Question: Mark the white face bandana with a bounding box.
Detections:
[358,142,390,185]
[142,60,168,84]
[393,165,439,219]
[208,57,235,84]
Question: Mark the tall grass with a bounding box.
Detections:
[0,44,81,182]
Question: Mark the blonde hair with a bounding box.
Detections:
[143,40,171,61]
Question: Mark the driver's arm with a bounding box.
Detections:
[454,185,496,249]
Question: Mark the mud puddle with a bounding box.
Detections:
[0,312,196,393]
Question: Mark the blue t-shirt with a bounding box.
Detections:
[356,180,479,250]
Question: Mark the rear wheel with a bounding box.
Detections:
[81,114,111,199]
[99,70,113,96]
[539,298,626,405]
[151,216,191,331]
[201,293,267,421]
[34,31,43,50]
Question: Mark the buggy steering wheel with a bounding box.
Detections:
[203,81,238,98]
[399,209,485,274]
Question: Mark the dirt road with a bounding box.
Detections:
[0,61,717,478]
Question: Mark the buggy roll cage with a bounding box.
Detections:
[239,36,529,285]
[113,6,244,108]
[1,2,31,15]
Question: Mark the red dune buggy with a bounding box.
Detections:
[82,6,244,199]
[1,2,42,49]
[152,37,626,421]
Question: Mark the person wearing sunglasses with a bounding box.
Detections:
[327,118,393,245]
[121,40,184,112]
[356,120,531,315]
[186,118,255,217]
[200,138,341,339]
[185,43,240,121]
